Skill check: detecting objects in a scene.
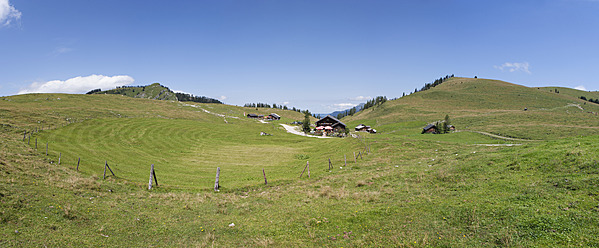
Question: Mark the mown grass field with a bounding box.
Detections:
[2,84,599,247]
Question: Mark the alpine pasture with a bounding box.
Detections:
[1,78,599,247]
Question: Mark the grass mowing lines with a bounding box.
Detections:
[30,116,362,190]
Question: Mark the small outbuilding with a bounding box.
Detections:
[355,124,377,133]
[247,114,259,119]
[269,113,281,120]
[355,124,369,131]
[422,124,438,134]
[447,125,456,131]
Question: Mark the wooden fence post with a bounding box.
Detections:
[46,142,48,156]
[214,167,220,192]
[328,158,332,170]
[344,154,347,167]
[76,157,80,171]
[58,153,61,165]
[300,161,309,178]
[152,166,158,187]
[359,151,362,159]
[107,162,115,177]
[28,134,30,145]
[103,161,116,179]
[35,138,37,149]
[308,163,310,178]
[23,131,26,141]
[354,152,356,163]
[148,164,155,190]
[262,168,267,185]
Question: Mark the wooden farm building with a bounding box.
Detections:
[315,115,347,133]
[422,124,438,134]
[355,124,376,133]
[247,114,259,119]
[268,113,281,120]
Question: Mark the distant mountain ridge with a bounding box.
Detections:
[89,83,222,103]
[316,103,365,119]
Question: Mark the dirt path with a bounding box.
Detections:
[457,130,539,142]
[279,124,331,139]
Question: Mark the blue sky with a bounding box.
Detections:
[1,0,598,113]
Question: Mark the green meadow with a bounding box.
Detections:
[2,78,599,247]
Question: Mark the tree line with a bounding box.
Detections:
[174,92,222,104]
[336,96,387,119]
[244,102,309,114]
[414,74,455,93]
[580,96,599,104]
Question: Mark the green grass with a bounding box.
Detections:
[342,77,599,140]
[2,89,599,247]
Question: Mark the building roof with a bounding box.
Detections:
[270,113,280,118]
[316,115,347,129]
[423,124,436,131]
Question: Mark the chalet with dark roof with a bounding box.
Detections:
[315,115,347,132]
[422,124,438,134]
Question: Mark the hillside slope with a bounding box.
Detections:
[2,91,599,246]
[342,77,599,140]
[92,83,178,100]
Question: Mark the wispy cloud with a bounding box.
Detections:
[494,62,531,74]
[0,0,21,27]
[18,74,135,94]
[51,46,74,56]
[329,103,358,111]
[575,85,587,91]
[349,96,372,101]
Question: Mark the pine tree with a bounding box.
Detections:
[302,111,311,133]
[444,115,451,133]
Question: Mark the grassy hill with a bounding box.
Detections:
[92,83,178,101]
[2,86,599,247]
[342,77,599,140]
[539,86,599,103]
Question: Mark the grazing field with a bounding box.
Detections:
[2,83,599,247]
[343,77,599,140]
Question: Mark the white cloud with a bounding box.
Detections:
[575,85,587,91]
[330,103,358,111]
[494,62,531,74]
[18,74,135,94]
[219,96,227,101]
[349,96,372,101]
[0,0,21,27]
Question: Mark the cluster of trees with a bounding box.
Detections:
[244,103,273,108]
[336,96,387,119]
[363,96,387,110]
[86,88,101,94]
[244,102,310,114]
[580,96,599,104]
[414,74,455,93]
[422,115,452,134]
[439,115,452,134]
[175,93,222,104]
